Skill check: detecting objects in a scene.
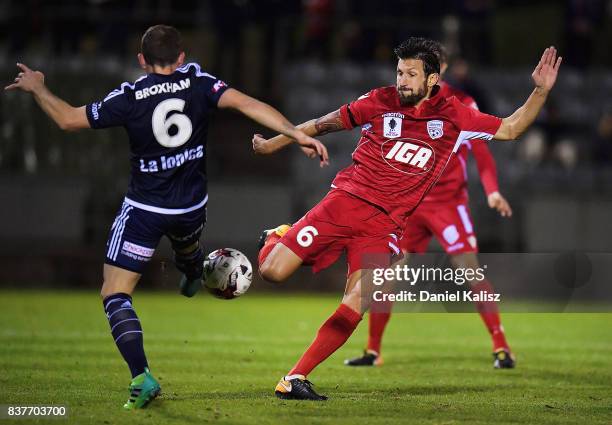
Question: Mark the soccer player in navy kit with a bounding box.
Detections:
[5,25,328,409]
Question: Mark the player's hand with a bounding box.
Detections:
[299,145,318,159]
[531,47,562,93]
[295,136,329,165]
[252,133,274,155]
[487,191,513,218]
[294,132,329,167]
[4,63,45,93]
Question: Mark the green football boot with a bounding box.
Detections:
[123,368,161,410]
[176,250,205,298]
[179,273,203,297]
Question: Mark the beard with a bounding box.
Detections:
[397,82,428,106]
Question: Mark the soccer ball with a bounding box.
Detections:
[203,248,253,299]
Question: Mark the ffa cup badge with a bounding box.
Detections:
[383,116,402,138]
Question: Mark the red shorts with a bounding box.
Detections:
[280,189,401,275]
[401,200,478,254]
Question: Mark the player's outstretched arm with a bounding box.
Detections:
[218,88,329,166]
[252,109,346,162]
[4,63,90,131]
[494,47,562,141]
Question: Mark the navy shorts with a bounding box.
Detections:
[105,200,206,273]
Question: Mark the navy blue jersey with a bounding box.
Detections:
[86,62,229,213]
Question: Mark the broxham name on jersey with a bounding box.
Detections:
[135,78,191,100]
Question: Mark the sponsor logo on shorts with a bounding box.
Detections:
[122,241,154,258]
[442,225,460,245]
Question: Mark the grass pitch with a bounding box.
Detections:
[0,290,611,424]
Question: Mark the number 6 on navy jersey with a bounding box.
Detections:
[152,98,193,147]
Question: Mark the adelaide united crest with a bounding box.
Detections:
[426,120,444,139]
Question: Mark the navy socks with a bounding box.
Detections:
[103,293,148,378]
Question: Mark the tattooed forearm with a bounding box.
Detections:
[314,109,344,136]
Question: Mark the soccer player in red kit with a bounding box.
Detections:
[253,38,561,400]
[345,42,516,369]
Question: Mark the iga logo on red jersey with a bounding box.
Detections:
[381,138,435,175]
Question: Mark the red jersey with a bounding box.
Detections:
[423,81,499,203]
[333,85,502,230]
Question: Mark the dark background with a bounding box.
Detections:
[1,0,611,291]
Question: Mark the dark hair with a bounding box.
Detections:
[426,40,448,66]
[394,37,440,76]
[141,25,182,66]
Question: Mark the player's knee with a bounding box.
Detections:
[100,270,138,298]
[100,281,116,299]
[101,279,127,298]
[342,291,365,314]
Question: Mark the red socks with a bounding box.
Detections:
[367,312,391,355]
[471,280,509,351]
[289,304,362,377]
